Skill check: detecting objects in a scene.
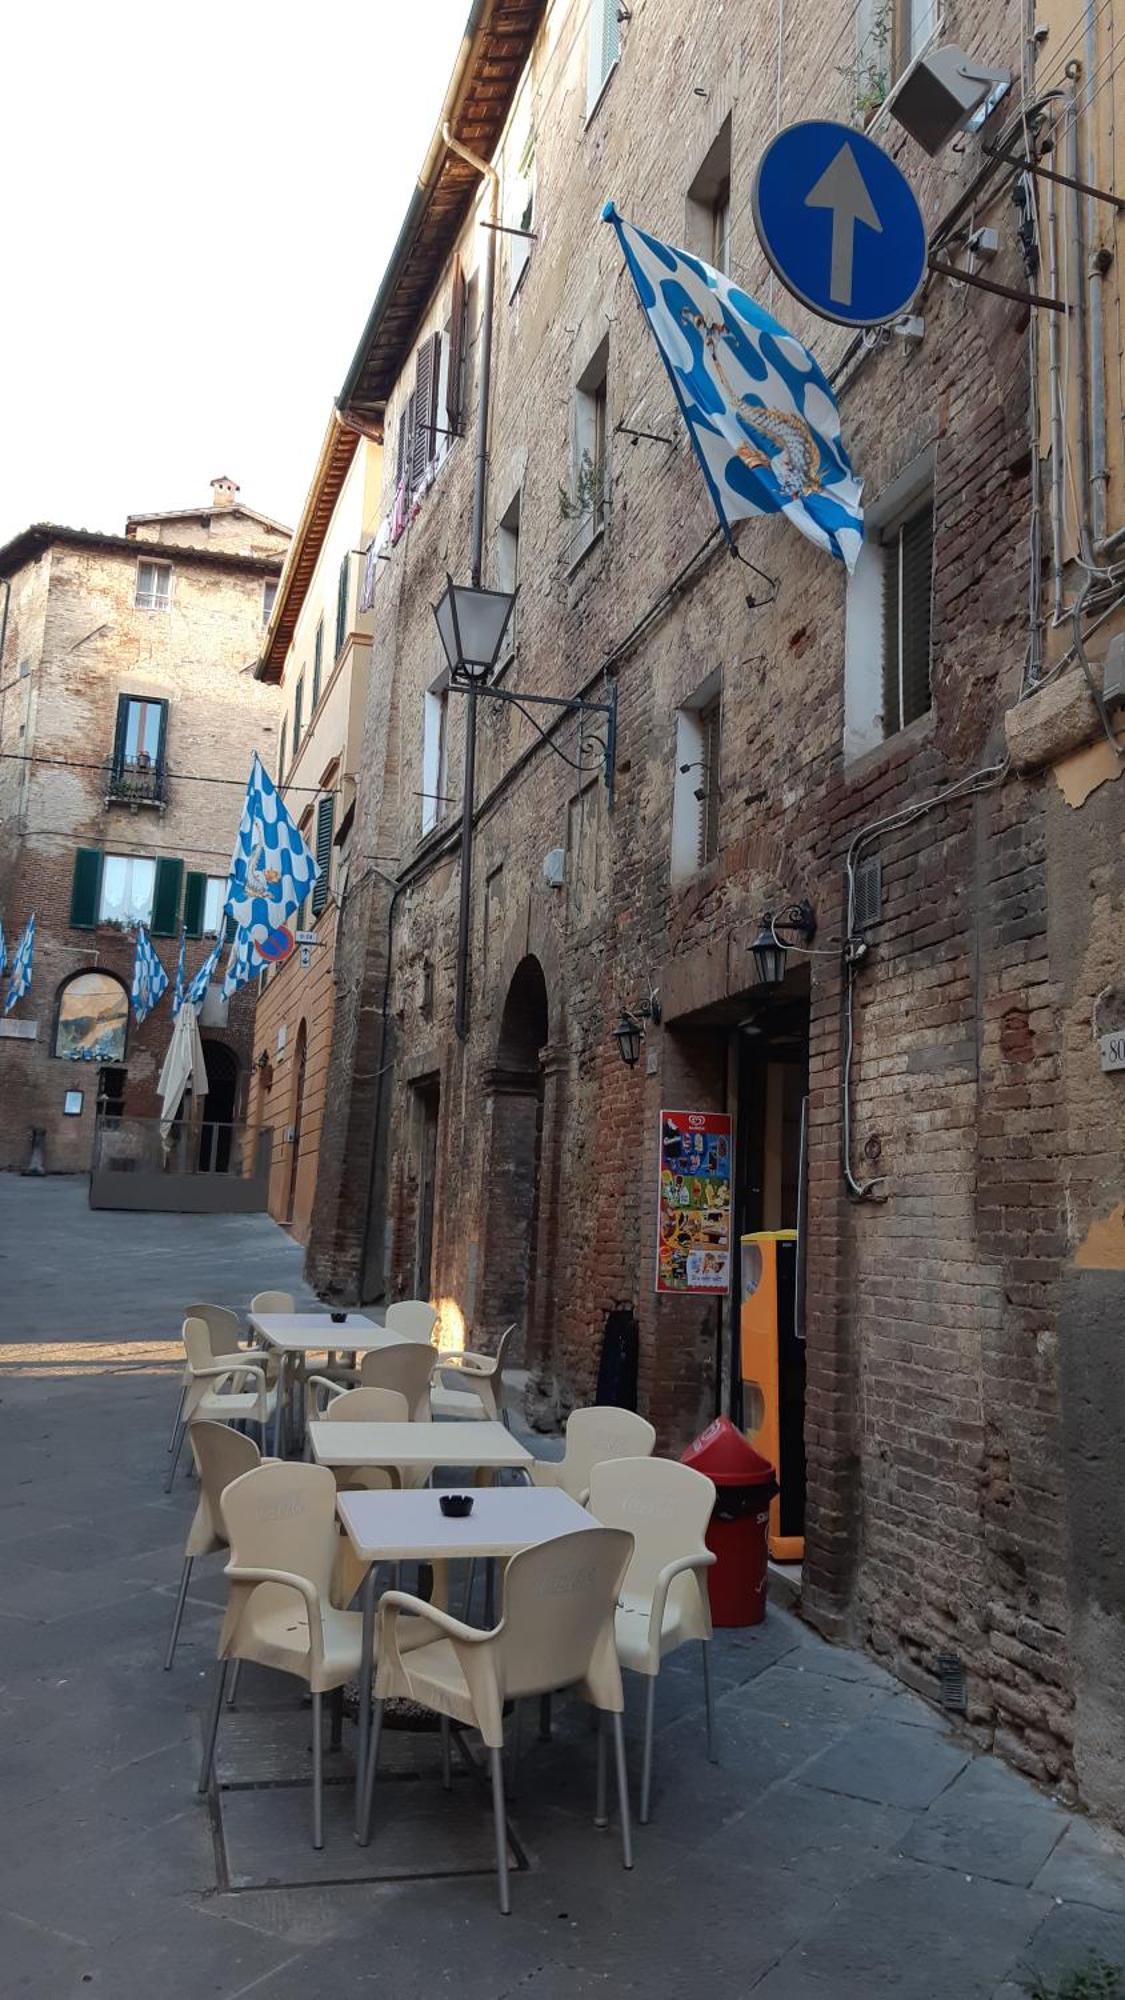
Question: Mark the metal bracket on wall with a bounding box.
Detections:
[981,141,1125,214]
[927,252,1067,312]
[448,677,618,807]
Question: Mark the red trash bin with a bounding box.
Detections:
[681,1417,778,1628]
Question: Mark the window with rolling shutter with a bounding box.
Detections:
[410,333,442,488]
[880,499,933,737]
[446,260,466,438]
[311,795,334,915]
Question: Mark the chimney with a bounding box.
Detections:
[211,475,239,511]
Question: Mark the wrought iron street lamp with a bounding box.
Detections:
[611,993,661,1068]
[750,901,817,988]
[432,575,516,684]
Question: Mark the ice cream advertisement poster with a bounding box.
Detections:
[655,1109,733,1294]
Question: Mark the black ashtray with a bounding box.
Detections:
[330,1311,348,1324]
[439,1494,474,1518]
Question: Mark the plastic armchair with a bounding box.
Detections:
[165,1421,265,1670]
[248,1289,295,1316]
[383,1299,439,1343]
[198,1461,365,1849]
[166,1304,245,1455]
[431,1323,518,1425]
[358,1342,437,1423]
[359,1526,636,1913]
[532,1406,657,1505]
[321,1386,409,1490]
[165,1319,276,1492]
[587,1457,717,1823]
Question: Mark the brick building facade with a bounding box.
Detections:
[0,480,287,1174]
[292,0,1124,1820]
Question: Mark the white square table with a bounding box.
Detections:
[337,1484,593,1824]
[247,1313,404,1454]
[307,1418,533,1476]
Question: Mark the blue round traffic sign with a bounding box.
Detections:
[753,120,927,328]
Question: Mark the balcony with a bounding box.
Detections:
[106,754,166,807]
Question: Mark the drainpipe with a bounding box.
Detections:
[444,122,500,1043]
[1085,4,1110,547]
[1066,66,1096,565]
[1045,146,1067,620]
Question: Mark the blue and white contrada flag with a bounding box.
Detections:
[172,928,187,1019]
[226,753,319,961]
[221,925,260,1001]
[3,913,35,1016]
[131,925,169,1025]
[604,204,863,570]
[185,938,223,1013]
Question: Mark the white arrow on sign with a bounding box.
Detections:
[803,142,883,308]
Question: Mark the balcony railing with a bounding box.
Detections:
[107,755,166,806]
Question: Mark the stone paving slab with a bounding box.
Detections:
[1,1182,1124,1997]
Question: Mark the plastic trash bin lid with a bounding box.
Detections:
[682,1415,776,1487]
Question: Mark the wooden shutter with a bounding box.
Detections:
[183,871,206,939]
[111,696,130,779]
[70,847,103,929]
[446,260,466,436]
[698,699,721,867]
[311,795,334,915]
[293,675,304,751]
[395,404,410,489]
[151,856,183,937]
[410,335,440,487]
[335,556,350,657]
[278,719,287,783]
[899,501,934,726]
[312,620,324,707]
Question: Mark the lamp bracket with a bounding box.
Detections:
[447,677,619,806]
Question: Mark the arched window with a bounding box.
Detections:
[54,971,129,1063]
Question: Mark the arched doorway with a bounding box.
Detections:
[286,1021,308,1223]
[199,1040,240,1173]
[481,957,549,1363]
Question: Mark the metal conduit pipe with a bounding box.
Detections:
[1085,1,1110,546]
[1045,138,1068,622]
[1066,67,1097,564]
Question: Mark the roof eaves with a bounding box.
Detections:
[0,522,286,582]
[254,415,360,682]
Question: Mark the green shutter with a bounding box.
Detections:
[311,795,334,915]
[312,621,323,708]
[70,848,103,929]
[335,555,349,657]
[293,676,304,752]
[183,871,206,939]
[151,856,183,937]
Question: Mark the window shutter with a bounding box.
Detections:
[151,856,183,937]
[335,556,350,658]
[311,795,334,915]
[881,532,903,738]
[899,502,934,727]
[278,719,287,783]
[70,847,103,929]
[183,871,206,939]
[224,910,237,945]
[293,676,304,751]
[111,696,129,774]
[396,404,410,489]
[312,620,324,707]
[446,260,466,436]
[698,700,722,867]
[410,336,440,488]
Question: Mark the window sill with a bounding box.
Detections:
[584,57,619,129]
[843,706,934,783]
[567,520,607,581]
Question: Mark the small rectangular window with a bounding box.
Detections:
[496,489,521,658]
[111,695,166,803]
[202,877,227,936]
[687,117,732,274]
[586,0,620,117]
[507,77,536,296]
[571,338,609,556]
[262,578,278,626]
[410,332,442,487]
[421,680,449,835]
[845,462,935,758]
[671,671,722,884]
[880,499,934,737]
[99,854,157,927]
[135,560,172,611]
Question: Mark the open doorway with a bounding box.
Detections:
[198,1040,240,1173]
[481,956,548,1360]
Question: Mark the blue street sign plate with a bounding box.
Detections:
[753,120,927,328]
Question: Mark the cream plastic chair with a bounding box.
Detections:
[431,1323,517,1424]
[165,1318,276,1492]
[321,1386,409,1490]
[358,1342,437,1423]
[198,1461,365,1849]
[383,1299,439,1343]
[532,1406,657,1505]
[166,1304,245,1455]
[164,1422,264,1670]
[359,1527,636,1912]
[587,1457,717,1824]
[248,1289,295,1316]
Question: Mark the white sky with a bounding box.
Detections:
[0,0,470,545]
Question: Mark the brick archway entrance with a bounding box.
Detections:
[480,956,549,1367]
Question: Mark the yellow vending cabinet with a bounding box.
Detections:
[740,1230,806,1561]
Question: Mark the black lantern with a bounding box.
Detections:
[613,1010,645,1068]
[751,901,817,988]
[432,574,516,684]
[611,992,661,1068]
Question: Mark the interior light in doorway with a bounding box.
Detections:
[750,902,817,988]
[432,574,516,684]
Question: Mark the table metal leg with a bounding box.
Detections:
[355,1565,377,1835]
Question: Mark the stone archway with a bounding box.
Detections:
[480,956,550,1367]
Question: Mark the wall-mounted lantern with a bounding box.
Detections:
[432,575,516,685]
[612,992,661,1068]
[750,901,817,989]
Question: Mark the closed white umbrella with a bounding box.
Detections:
[158,1002,209,1147]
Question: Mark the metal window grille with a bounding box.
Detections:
[881,498,933,736]
[697,696,721,867]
